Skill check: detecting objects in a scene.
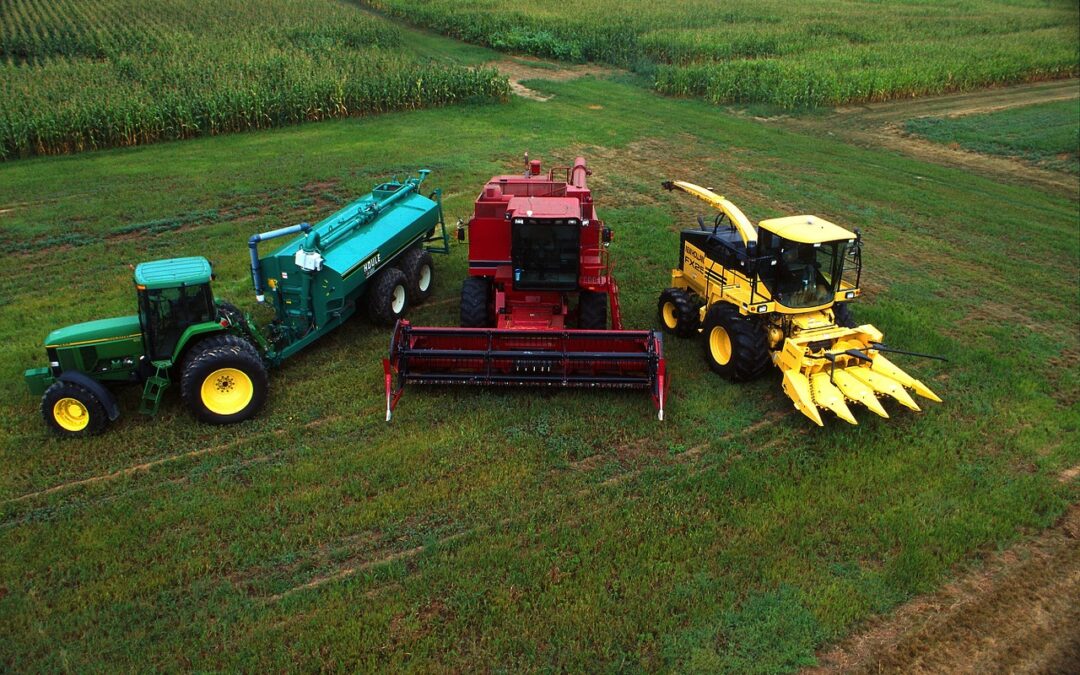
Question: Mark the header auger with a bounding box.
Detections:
[657,180,942,426]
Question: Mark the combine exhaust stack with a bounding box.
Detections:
[383,321,666,421]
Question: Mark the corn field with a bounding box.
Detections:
[0,0,509,159]
[361,0,1079,109]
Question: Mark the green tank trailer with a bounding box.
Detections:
[25,170,448,437]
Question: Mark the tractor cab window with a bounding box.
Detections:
[511,219,580,291]
[758,237,845,308]
[138,283,214,360]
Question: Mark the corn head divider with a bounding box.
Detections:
[383,321,666,421]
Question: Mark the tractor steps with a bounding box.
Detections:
[139,364,171,416]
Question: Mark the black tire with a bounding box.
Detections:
[700,304,770,381]
[833,302,856,328]
[180,334,269,424]
[41,380,109,437]
[578,291,607,330]
[399,246,435,304]
[367,266,410,326]
[460,276,491,328]
[657,288,699,338]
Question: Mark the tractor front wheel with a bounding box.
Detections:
[657,288,699,338]
[181,334,268,424]
[367,267,410,326]
[42,381,109,437]
[833,302,856,328]
[400,246,435,304]
[701,305,770,381]
[460,277,491,328]
[578,291,607,330]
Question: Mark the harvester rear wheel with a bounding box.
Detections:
[833,302,856,328]
[181,334,268,424]
[578,291,607,330]
[368,267,410,326]
[460,277,490,328]
[701,304,770,381]
[657,288,699,338]
[400,247,435,304]
[41,381,109,437]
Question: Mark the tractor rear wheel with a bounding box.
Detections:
[181,334,268,424]
[701,304,770,381]
[400,246,435,304]
[460,277,490,328]
[42,381,109,437]
[578,291,607,330]
[833,302,856,328]
[657,288,699,338]
[367,267,410,326]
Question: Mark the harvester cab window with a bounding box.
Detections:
[511,220,580,290]
[138,283,214,360]
[764,239,843,308]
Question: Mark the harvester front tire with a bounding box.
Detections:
[400,247,435,304]
[42,381,109,437]
[460,277,490,328]
[181,334,268,425]
[578,291,607,330]
[368,267,410,326]
[701,305,770,381]
[657,288,699,338]
[833,302,856,328]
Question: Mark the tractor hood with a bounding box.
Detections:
[45,315,142,349]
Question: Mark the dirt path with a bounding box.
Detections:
[775,79,1079,198]
[492,56,616,101]
[808,503,1080,673]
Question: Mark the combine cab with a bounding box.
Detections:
[657,180,942,426]
[384,155,666,420]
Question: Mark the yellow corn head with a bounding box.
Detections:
[657,180,942,426]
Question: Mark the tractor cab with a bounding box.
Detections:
[507,196,582,291]
[755,216,861,310]
[134,257,217,361]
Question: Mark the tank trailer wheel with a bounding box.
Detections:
[833,301,856,328]
[460,276,491,328]
[181,334,268,424]
[657,288,699,338]
[41,381,109,437]
[368,267,410,326]
[578,291,608,330]
[700,305,770,381]
[400,247,435,304]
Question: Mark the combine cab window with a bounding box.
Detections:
[760,240,845,309]
[511,220,580,291]
[138,284,214,360]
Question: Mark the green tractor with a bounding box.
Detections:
[25,171,448,437]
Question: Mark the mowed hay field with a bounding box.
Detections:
[0,56,1077,670]
[364,0,1079,108]
[0,0,507,159]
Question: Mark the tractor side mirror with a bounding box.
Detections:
[456,218,466,242]
[602,227,613,244]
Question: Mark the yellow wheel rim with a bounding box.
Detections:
[709,326,732,365]
[53,397,89,432]
[201,368,254,415]
[662,302,678,329]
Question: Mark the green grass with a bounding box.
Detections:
[362,0,1078,108]
[0,71,1077,670]
[0,0,508,159]
[905,99,1080,174]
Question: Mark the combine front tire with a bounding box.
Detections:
[460,277,490,328]
[368,267,410,326]
[701,305,770,381]
[42,381,109,437]
[657,288,699,338]
[400,247,435,304]
[181,335,268,424]
[833,302,856,328]
[578,291,607,330]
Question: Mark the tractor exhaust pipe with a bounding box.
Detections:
[248,223,311,302]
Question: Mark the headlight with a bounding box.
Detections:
[845,291,855,299]
[756,304,768,313]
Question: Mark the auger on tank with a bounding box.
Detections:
[24,170,449,437]
[656,180,943,426]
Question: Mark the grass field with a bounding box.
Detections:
[1,55,1077,668]
[362,0,1079,108]
[0,0,507,159]
[904,99,1080,175]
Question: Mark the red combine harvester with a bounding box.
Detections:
[383,154,666,421]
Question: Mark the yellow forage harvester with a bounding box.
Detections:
[657,181,942,426]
